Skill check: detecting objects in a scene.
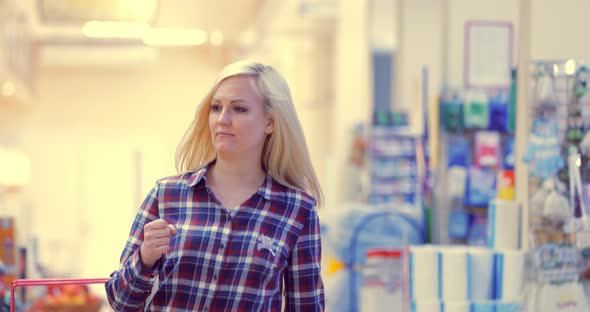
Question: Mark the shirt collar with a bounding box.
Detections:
[187,165,208,188]
[257,172,273,201]
[187,162,273,201]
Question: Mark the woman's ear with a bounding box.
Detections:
[265,115,274,134]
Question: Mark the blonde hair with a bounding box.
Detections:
[175,60,324,207]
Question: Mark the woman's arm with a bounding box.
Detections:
[105,183,161,312]
[284,205,325,311]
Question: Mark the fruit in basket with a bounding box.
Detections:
[45,293,59,305]
[27,299,46,312]
[87,294,100,303]
[61,285,86,304]
[61,285,84,296]
[42,284,102,310]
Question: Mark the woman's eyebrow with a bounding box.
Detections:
[211,98,249,104]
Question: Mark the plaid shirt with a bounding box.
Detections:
[105,165,324,311]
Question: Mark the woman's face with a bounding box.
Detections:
[209,75,274,158]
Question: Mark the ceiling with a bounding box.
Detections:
[4,0,339,46]
[15,0,267,44]
[0,0,268,102]
[1,0,337,104]
[154,0,266,41]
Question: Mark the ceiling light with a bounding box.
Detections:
[565,59,576,75]
[82,21,150,39]
[143,28,208,46]
[0,148,31,187]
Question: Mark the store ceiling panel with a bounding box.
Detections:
[38,0,159,24]
[23,0,266,66]
[155,0,265,39]
[32,0,265,43]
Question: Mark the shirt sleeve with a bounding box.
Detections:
[105,183,161,312]
[284,204,325,312]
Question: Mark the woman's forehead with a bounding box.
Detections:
[214,75,261,100]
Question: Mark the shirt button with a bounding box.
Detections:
[213,274,218,281]
[220,244,225,250]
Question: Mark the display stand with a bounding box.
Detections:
[523,60,590,312]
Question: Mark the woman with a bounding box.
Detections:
[106,61,325,311]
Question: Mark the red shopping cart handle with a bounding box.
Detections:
[10,278,109,312]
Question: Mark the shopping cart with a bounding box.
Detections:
[9,278,109,312]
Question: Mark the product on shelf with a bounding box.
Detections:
[438,88,516,246]
[525,60,590,312]
[0,217,16,291]
[27,284,102,312]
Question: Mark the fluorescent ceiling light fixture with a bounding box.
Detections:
[565,59,576,75]
[82,21,150,38]
[0,148,31,187]
[82,21,209,46]
[143,28,208,46]
[209,31,224,46]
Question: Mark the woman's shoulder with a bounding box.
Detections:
[269,180,317,210]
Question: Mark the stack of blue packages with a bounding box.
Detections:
[322,202,425,312]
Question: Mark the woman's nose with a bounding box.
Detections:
[217,107,231,125]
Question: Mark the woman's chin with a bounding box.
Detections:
[214,147,237,157]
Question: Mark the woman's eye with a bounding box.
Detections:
[234,106,247,113]
[211,104,221,111]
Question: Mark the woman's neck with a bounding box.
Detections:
[209,156,266,189]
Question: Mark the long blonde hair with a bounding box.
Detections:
[175,61,324,207]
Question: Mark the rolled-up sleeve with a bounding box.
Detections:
[105,183,161,311]
[284,204,325,311]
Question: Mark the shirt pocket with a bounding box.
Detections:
[249,247,288,289]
